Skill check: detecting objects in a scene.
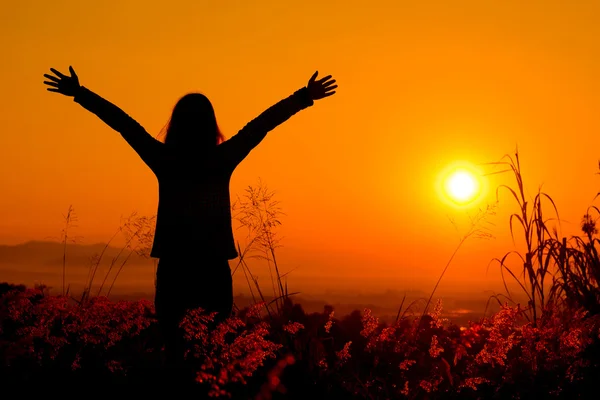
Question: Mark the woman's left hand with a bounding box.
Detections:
[307,71,337,100]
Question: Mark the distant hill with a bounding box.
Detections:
[0,240,152,267]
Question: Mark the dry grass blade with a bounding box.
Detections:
[232,179,290,316]
[490,148,600,323]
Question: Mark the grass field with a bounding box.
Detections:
[1,151,600,398]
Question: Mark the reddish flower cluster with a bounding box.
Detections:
[2,286,599,398]
[282,321,304,335]
[1,288,153,372]
[180,304,282,396]
[323,311,334,334]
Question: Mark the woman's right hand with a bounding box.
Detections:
[43,66,81,97]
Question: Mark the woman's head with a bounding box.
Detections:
[160,93,225,148]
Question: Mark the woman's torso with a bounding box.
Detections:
[149,150,239,260]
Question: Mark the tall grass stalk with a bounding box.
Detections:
[486,149,562,324]
[419,203,496,327]
[487,149,600,324]
[59,205,81,297]
[551,210,600,314]
[77,213,155,302]
[81,227,120,303]
[106,213,155,297]
[232,180,292,316]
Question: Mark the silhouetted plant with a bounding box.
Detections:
[420,203,497,329]
[77,212,156,303]
[487,149,561,324]
[231,179,297,317]
[1,279,599,397]
[4,158,600,397]
[48,205,83,297]
[105,212,156,298]
[488,149,600,324]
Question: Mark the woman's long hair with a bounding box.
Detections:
[158,93,225,148]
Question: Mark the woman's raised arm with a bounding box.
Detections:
[219,71,337,168]
[43,67,163,171]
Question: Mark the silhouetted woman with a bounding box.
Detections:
[43,66,337,370]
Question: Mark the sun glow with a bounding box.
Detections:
[446,171,478,202]
[437,163,485,207]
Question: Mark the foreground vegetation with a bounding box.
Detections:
[1,151,600,398]
[1,285,599,398]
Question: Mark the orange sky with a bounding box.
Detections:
[2,0,600,296]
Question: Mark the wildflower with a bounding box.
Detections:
[429,335,444,358]
[324,311,334,333]
[475,304,519,367]
[181,312,282,395]
[360,309,378,338]
[429,299,446,329]
[283,321,304,335]
[336,341,352,365]
[419,380,433,393]
[399,359,416,370]
[560,327,585,356]
[377,325,396,342]
[459,377,490,390]
[400,381,410,396]
[365,325,397,351]
[246,302,267,320]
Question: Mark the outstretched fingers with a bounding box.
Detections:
[50,68,67,78]
[43,66,81,96]
[43,73,60,82]
[323,79,336,89]
[43,80,59,88]
[307,71,337,100]
[43,74,60,92]
[322,78,337,96]
[43,70,64,93]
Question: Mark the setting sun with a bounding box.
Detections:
[437,163,485,207]
[445,170,478,203]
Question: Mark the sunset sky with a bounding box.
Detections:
[2,0,600,297]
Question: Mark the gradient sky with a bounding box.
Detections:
[2,0,600,296]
